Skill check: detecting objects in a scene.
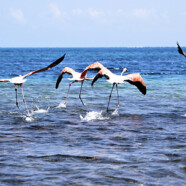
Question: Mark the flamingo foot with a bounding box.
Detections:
[16,102,19,109]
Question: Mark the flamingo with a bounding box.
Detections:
[55,67,94,106]
[83,62,146,111]
[177,42,186,57]
[0,54,66,116]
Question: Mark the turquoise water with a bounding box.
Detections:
[0,48,185,185]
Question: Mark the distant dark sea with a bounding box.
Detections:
[0,47,185,185]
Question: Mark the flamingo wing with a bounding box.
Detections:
[23,53,66,78]
[124,73,146,95]
[0,79,9,82]
[56,67,76,89]
[81,62,104,78]
[177,42,186,57]
[91,69,110,87]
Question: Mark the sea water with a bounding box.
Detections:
[0,47,185,185]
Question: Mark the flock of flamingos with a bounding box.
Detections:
[0,42,185,117]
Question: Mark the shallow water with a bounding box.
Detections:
[0,47,186,185]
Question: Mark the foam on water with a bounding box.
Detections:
[80,111,109,121]
[56,102,66,108]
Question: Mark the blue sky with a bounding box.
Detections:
[1,0,186,47]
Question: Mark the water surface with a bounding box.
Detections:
[0,47,185,185]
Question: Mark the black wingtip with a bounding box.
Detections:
[55,83,58,89]
[143,87,147,95]
[61,53,66,61]
[55,72,63,89]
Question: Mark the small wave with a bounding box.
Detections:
[80,111,109,121]
[9,111,19,115]
[33,106,49,113]
[56,102,66,108]
[182,113,186,117]
[143,72,182,75]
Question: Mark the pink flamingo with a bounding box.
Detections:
[83,62,146,111]
[55,67,94,106]
[0,54,66,116]
[177,42,186,57]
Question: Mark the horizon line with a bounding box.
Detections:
[0,46,180,48]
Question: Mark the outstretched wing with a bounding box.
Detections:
[0,79,9,82]
[56,67,76,89]
[91,69,110,87]
[177,42,186,57]
[23,53,66,78]
[123,73,146,95]
[81,62,104,78]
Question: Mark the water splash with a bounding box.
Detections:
[33,106,49,113]
[80,111,109,121]
[56,102,66,108]
[23,115,35,122]
[182,113,186,117]
[112,108,119,116]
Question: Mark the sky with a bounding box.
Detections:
[1,0,186,47]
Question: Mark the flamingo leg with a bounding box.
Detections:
[64,81,76,105]
[116,84,120,108]
[15,86,19,109]
[107,83,115,112]
[79,80,85,106]
[21,84,30,116]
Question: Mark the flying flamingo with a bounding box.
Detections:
[55,67,94,106]
[83,62,146,111]
[0,54,66,116]
[177,42,186,57]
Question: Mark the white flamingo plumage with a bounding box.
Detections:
[83,62,146,111]
[55,67,93,106]
[0,54,66,116]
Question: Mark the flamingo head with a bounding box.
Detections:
[121,68,127,75]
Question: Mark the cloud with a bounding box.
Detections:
[49,3,62,18]
[133,9,151,19]
[10,8,26,24]
[88,9,105,17]
[72,9,82,16]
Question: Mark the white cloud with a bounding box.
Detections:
[133,9,151,19]
[49,3,62,18]
[88,9,105,17]
[72,9,82,16]
[10,8,26,24]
